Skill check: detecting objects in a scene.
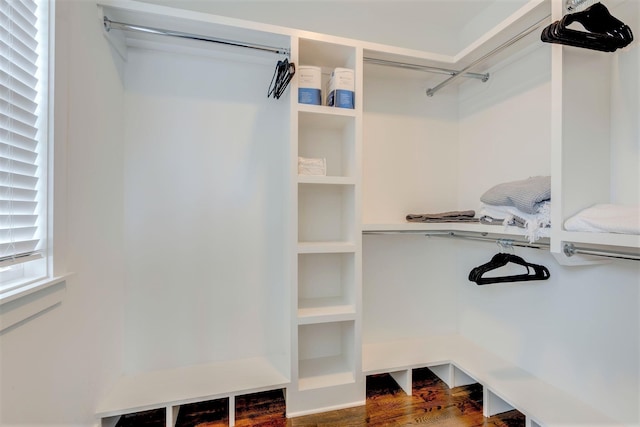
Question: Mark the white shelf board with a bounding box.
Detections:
[362,222,545,239]
[298,241,357,254]
[99,0,292,49]
[298,302,357,325]
[453,0,550,68]
[297,104,357,117]
[96,357,289,418]
[298,176,356,185]
[363,335,623,426]
[298,355,355,391]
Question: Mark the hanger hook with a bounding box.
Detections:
[497,239,515,254]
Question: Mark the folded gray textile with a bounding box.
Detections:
[479,215,526,228]
[406,210,478,223]
[480,176,550,214]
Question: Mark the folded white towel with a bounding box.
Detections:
[480,201,551,243]
[298,156,326,176]
[564,204,640,234]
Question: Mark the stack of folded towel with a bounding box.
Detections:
[479,176,551,243]
[565,204,640,234]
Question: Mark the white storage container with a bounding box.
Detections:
[298,65,322,105]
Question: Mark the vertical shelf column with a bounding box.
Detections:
[288,34,365,416]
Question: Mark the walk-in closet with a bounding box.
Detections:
[0,0,638,426]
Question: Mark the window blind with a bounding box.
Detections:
[0,0,43,267]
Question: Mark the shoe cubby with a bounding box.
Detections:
[298,320,356,391]
[298,110,356,179]
[298,183,356,243]
[298,252,356,322]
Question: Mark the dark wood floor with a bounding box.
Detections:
[116,367,525,426]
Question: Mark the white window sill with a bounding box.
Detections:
[0,274,70,333]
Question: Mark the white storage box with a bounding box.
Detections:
[326,68,354,109]
[298,66,322,105]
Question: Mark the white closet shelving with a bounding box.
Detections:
[288,33,365,416]
[97,1,294,425]
[94,0,637,425]
[550,0,640,256]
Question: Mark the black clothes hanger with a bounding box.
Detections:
[541,2,633,52]
[468,252,550,285]
[268,58,295,99]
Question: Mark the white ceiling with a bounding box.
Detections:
[137,0,529,55]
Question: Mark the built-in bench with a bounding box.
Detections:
[363,335,624,427]
[98,335,625,427]
[96,357,288,427]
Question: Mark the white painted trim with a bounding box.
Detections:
[0,276,68,333]
[286,399,366,418]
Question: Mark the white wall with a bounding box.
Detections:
[457,43,552,212]
[0,1,126,425]
[455,39,639,425]
[456,243,640,425]
[363,235,459,344]
[122,47,289,374]
[362,70,459,223]
[362,23,639,425]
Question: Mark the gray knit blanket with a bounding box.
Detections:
[480,176,550,214]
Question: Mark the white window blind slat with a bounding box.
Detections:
[0,40,38,75]
[0,6,37,38]
[0,69,38,100]
[0,172,38,190]
[0,143,37,164]
[0,158,38,178]
[0,129,37,152]
[0,225,36,243]
[0,83,38,112]
[0,112,38,138]
[0,239,39,257]
[0,99,37,125]
[0,200,37,215]
[0,185,37,202]
[2,1,36,26]
[0,0,45,272]
[0,214,37,228]
[0,63,38,93]
[0,24,37,60]
[0,12,37,49]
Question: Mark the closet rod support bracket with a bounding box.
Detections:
[563,243,577,257]
[426,72,490,96]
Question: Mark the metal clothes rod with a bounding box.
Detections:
[563,243,640,262]
[424,231,550,250]
[363,57,490,82]
[103,17,291,56]
[363,230,550,250]
[363,230,640,262]
[426,14,551,97]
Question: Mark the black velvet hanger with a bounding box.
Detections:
[468,252,550,285]
[268,58,295,99]
[541,2,633,52]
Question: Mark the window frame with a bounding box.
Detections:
[0,0,67,332]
